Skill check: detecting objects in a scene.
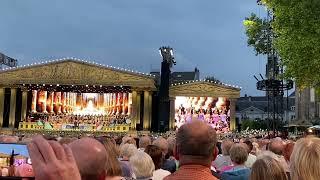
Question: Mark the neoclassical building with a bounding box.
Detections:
[0,58,240,132]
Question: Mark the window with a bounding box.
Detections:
[291,106,295,111]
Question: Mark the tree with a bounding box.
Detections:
[244,0,320,88]
[205,76,220,83]
[243,13,272,56]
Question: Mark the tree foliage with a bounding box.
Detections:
[244,0,320,88]
[243,13,272,56]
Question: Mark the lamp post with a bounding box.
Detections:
[157,46,176,132]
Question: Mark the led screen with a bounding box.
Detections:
[175,96,230,132]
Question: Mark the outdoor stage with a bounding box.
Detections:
[0,58,241,133]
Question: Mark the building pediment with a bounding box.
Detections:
[169,81,240,98]
[0,59,156,90]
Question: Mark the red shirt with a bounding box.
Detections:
[164,164,218,180]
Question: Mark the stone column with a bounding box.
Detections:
[229,98,237,131]
[131,91,137,129]
[9,88,17,128]
[21,90,28,122]
[148,92,152,129]
[136,92,141,124]
[169,97,176,130]
[0,88,5,127]
[143,91,151,130]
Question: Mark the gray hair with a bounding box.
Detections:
[130,151,155,179]
[120,143,138,159]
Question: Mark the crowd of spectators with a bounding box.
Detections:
[0,120,319,180]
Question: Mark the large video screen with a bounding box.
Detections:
[31,91,132,116]
[175,96,230,132]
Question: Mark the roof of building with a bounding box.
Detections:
[0,58,155,79]
[236,95,295,112]
[171,71,198,82]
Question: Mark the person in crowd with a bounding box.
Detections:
[290,137,320,180]
[213,139,233,172]
[166,136,176,160]
[0,135,19,143]
[145,145,171,180]
[220,143,250,180]
[27,135,81,180]
[164,120,218,180]
[120,143,138,161]
[268,139,289,172]
[283,142,294,164]
[130,151,155,180]
[122,136,137,147]
[243,140,257,168]
[119,143,138,177]
[68,137,107,180]
[153,137,176,173]
[250,155,288,180]
[103,138,125,180]
[138,135,151,151]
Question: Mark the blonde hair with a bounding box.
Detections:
[250,156,288,180]
[229,143,248,165]
[221,139,234,155]
[290,137,320,180]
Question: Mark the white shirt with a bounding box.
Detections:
[213,154,232,171]
[153,168,171,180]
[245,153,257,168]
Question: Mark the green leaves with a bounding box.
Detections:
[243,13,272,56]
[244,0,320,88]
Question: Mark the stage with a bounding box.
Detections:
[0,58,241,132]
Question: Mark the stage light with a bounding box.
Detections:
[50,85,52,86]
[57,84,60,86]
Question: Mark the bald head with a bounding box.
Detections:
[0,136,19,143]
[69,137,107,180]
[268,139,284,155]
[176,121,217,165]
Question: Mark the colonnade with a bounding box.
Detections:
[0,87,153,130]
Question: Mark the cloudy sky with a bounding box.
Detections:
[0,0,267,95]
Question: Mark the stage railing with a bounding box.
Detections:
[18,122,131,132]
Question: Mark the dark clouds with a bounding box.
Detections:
[0,0,266,95]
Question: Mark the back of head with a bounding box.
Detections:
[0,136,19,143]
[250,156,288,180]
[145,145,164,170]
[68,137,107,180]
[268,139,284,155]
[283,142,294,162]
[290,137,320,180]
[103,139,122,177]
[130,151,155,179]
[120,143,138,160]
[166,136,176,158]
[229,143,248,165]
[221,139,234,156]
[139,136,151,149]
[176,120,217,166]
[244,140,253,154]
[152,137,169,155]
